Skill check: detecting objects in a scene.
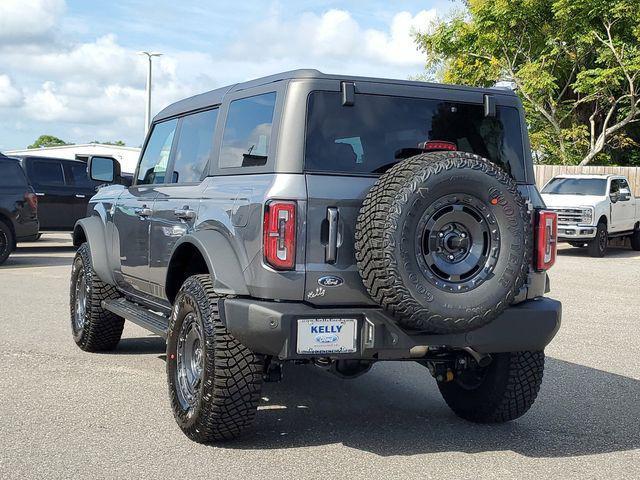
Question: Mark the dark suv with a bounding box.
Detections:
[69,70,561,443]
[17,156,103,233]
[0,153,39,264]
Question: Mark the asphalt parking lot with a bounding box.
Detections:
[1,235,638,479]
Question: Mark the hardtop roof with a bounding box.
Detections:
[154,69,517,122]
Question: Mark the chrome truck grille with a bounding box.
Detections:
[547,208,584,225]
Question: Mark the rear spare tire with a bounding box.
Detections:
[355,151,531,333]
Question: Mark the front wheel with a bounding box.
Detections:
[70,244,124,351]
[438,351,544,423]
[631,228,640,251]
[166,274,264,443]
[587,222,608,257]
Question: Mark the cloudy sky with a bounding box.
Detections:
[0,0,460,150]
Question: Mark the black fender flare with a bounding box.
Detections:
[169,230,250,296]
[73,216,116,286]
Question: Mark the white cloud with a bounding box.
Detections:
[0,4,438,148]
[228,9,436,68]
[0,0,66,44]
[0,75,24,107]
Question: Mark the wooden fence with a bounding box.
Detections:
[533,165,640,194]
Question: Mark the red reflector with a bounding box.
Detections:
[419,140,457,152]
[535,210,557,271]
[24,192,38,211]
[264,201,296,270]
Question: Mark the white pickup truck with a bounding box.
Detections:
[541,174,640,257]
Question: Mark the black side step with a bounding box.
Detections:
[102,298,169,337]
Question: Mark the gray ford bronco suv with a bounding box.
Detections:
[70,70,561,443]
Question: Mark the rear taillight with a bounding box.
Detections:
[535,210,557,271]
[419,140,457,151]
[24,192,38,212]
[263,201,296,270]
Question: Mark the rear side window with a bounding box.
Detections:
[31,160,65,185]
[305,92,526,180]
[0,161,27,187]
[171,108,218,183]
[66,162,94,188]
[137,119,178,185]
[219,92,276,168]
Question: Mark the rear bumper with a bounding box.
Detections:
[221,297,562,360]
[15,219,39,242]
[557,224,597,241]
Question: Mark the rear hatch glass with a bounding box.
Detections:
[304,91,526,181]
[0,160,28,189]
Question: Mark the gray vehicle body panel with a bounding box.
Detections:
[77,69,554,354]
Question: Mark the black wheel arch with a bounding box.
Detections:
[165,231,250,303]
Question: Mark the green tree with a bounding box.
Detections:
[415,0,640,166]
[28,135,71,149]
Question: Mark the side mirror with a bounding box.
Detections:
[88,156,121,183]
[610,191,620,203]
[619,187,631,201]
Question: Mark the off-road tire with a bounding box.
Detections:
[631,228,640,251]
[438,351,544,423]
[0,220,13,265]
[355,151,532,333]
[167,274,264,443]
[70,243,125,351]
[587,222,607,257]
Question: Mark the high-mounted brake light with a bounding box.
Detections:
[24,191,38,211]
[419,140,457,152]
[535,210,557,271]
[264,201,296,270]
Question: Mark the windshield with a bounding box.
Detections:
[542,178,606,196]
[304,91,526,180]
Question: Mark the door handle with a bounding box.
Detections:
[134,207,152,218]
[325,207,339,263]
[35,193,45,197]
[174,207,196,220]
[75,194,86,198]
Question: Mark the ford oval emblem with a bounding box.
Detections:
[318,275,344,287]
[315,333,339,343]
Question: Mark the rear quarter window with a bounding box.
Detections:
[219,92,276,168]
[304,91,526,181]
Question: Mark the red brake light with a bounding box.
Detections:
[264,201,296,270]
[419,140,457,152]
[535,210,557,271]
[24,192,38,211]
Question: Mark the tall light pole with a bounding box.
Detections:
[138,51,162,136]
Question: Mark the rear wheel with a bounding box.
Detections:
[0,221,13,265]
[438,351,544,423]
[167,274,264,443]
[587,222,608,257]
[69,243,125,351]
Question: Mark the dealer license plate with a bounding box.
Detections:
[296,318,357,354]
